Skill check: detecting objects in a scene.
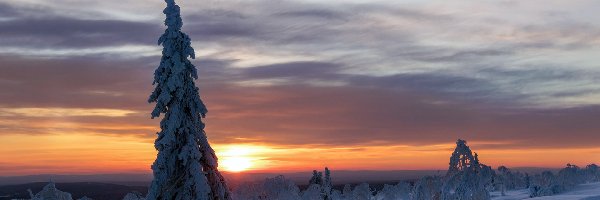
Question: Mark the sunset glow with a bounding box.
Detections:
[221,156,252,172]
[1,131,599,176]
[218,146,257,172]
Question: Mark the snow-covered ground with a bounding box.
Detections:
[491,182,600,200]
[491,189,531,200]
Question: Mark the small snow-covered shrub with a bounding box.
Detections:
[233,175,301,200]
[302,184,323,200]
[375,182,411,200]
[413,176,442,200]
[495,166,528,193]
[352,183,373,200]
[122,191,145,200]
[584,164,600,182]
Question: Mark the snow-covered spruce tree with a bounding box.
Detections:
[442,140,493,200]
[146,0,230,199]
[306,167,333,200]
[309,170,324,185]
[323,167,333,200]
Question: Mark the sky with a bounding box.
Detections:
[0,0,599,176]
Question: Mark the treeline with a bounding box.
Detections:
[529,163,600,197]
[26,139,600,200]
[231,140,600,200]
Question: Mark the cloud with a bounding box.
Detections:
[0,17,160,48]
[0,0,599,153]
[199,82,600,149]
[272,9,348,20]
[0,55,154,109]
[1,52,599,149]
[0,2,18,18]
[242,61,343,80]
[0,107,137,117]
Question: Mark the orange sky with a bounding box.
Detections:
[1,130,599,176]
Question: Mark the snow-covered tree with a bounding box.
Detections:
[584,164,600,182]
[556,164,584,191]
[494,166,527,193]
[123,191,146,200]
[352,183,373,200]
[305,167,334,200]
[529,171,559,197]
[495,167,507,196]
[233,175,301,200]
[262,175,302,200]
[442,140,492,200]
[342,184,353,200]
[232,181,265,200]
[529,163,600,197]
[412,176,442,200]
[29,181,73,200]
[323,167,333,200]
[330,190,343,200]
[374,181,411,200]
[310,170,324,185]
[447,139,475,177]
[448,158,492,200]
[146,0,230,199]
[302,184,323,200]
[524,173,531,188]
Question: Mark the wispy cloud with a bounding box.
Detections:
[0,107,137,117]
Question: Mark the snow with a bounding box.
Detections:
[491,189,531,200]
[146,0,230,199]
[20,179,600,200]
[29,181,73,200]
[122,191,146,200]
[491,182,600,200]
[233,175,302,200]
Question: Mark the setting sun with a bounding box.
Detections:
[222,156,252,172]
[218,145,262,172]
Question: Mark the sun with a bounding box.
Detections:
[219,146,255,172]
[222,156,252,172]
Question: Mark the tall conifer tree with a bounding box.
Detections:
[146,0,230,199]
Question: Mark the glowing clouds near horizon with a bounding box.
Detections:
[0,133,155,175]
[0,107,137,117]
[0,134,599,175]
